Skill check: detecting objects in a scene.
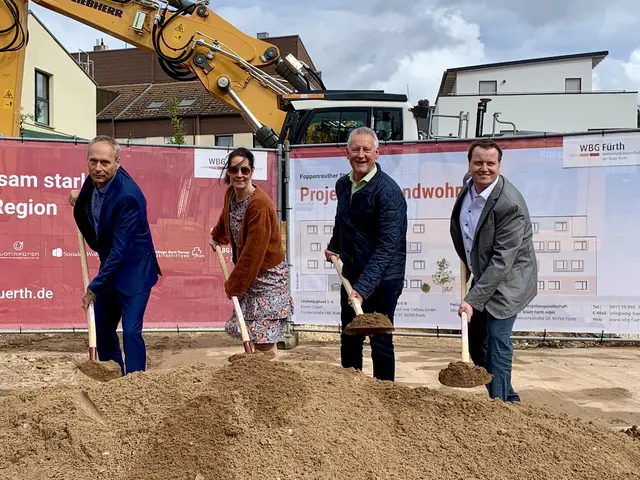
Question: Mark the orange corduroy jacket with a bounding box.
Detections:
[210,185,285,297]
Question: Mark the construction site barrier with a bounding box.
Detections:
[0,138,279,330]
[1,130,639,338]
[285,131,640,335]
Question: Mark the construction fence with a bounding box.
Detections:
[0,130,639,337]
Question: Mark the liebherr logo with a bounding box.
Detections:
[71,0,124,18]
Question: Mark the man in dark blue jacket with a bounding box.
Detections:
[324,126,407,381]
[70,135,161,375]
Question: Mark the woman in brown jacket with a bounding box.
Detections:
[209,147,293,356]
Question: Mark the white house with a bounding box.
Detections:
[432,51,638,138]
[20,11,97,140]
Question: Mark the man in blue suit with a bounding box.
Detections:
[69,135,161,375]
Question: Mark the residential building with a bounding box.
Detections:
[432,51,638,138]
[20,11,97,140]
[72,34,320,146]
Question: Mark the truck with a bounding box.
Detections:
[0,0,434,146]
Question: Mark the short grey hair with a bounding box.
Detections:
[88,135,120,160]
[347,126,379,149]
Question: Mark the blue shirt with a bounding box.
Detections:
[91,170,117,235]
[459,176,498,268]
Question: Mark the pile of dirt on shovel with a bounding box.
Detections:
[1,356,639,480]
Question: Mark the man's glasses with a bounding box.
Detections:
[228,165,251,175]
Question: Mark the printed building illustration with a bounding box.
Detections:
[531,215,597,295]
[297,214,597,296]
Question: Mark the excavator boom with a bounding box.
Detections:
[1,0,321,145]
[0,0,28,137]
[1,0,429,145]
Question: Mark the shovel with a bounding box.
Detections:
[330,255,394,336]
[438,260,492,388]
[212,243,255,355]
[74,228,122,382]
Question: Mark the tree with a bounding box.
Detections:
[19,107,34,136]
[166,98,186,145]
[421,282,431,293]
[432,258,454,293]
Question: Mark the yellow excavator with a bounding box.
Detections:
[0,0,432,146]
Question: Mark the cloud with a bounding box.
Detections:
[25,0,640,104]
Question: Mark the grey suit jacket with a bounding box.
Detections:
[450,174,538,319]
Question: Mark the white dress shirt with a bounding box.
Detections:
[459,176,499,268]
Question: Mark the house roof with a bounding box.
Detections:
[97,81,238,121]
[437,50,609,98]
[28,10,97,86]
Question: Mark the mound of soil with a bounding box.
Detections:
[1,356,639,479]
[344,313,394,335]
[438,361,493,388]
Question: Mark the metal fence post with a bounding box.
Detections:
[278,143,299,350]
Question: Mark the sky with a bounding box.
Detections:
[29,0,640,104]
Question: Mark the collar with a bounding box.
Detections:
[94,169,118,194]
[349,165,378,184]
[467,175,499,201]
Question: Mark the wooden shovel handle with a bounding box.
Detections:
[77,228,97,359]
[460,261,470,363]
[212,243,253,353]
[330,255,364,316]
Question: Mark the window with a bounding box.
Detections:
[413,224,425,234]
[373,108,402,141]
[147,101,164,109]
[302,109,369,144]
[413,260,425,269]
[310,242,321,251]
[410,279,423,288]
[325,261,333,269]
[409,242,422,253]
[324,225,333,234]
[554,222,568,232]
[307,225,318,234]
[178,99,195,107]
[532,222,539,233]
[533,241,544,251]
[565,78,581,93]
[548,281,560,290]
[537,281,545,290]
[571,260,584,270]
[574,241,587,250]
[554,260,568,271]
[215,135,234,147]
[35,70,51,126]
[479,80,497,94]
[308,260,318,269]
[548,241,560,251]
[575,281,588,291]
[403,279,408,288]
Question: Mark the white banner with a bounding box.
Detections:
[287,139,640,334]
[193,148,268,180]
[563,133,640,168]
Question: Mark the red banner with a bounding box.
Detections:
[0,139,278,330]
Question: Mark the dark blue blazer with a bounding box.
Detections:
[73,167,161,297]
[327,163,407,299]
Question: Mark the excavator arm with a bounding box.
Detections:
[0,0,28,137]
[0,0,321,145]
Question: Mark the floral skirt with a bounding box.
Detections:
[225,260,294,344]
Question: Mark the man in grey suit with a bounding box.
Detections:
[450,138,538,402]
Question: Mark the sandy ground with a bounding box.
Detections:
[1,331,638,432]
